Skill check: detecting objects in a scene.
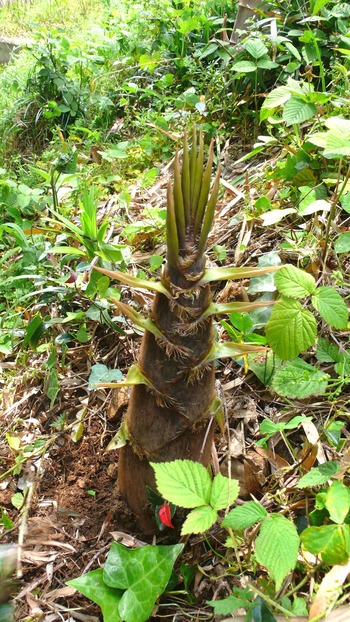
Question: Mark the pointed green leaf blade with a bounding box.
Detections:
[67,569,123,622]
[151,460,211,508]
[282,97,317,126]
[255,514,300,590]
[94,266,170,298]
[200,265,282,285]
[275,265,316,298]
[209,473,239,512]
[222,501,268,530]
[103,542,183,622]
[266,297,317,359]
[181,506,218,535]
[312,287,348,329]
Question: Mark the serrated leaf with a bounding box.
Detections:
[325,116,350,137]
[245,38,268,59]
[67,569,122,622]
[335,232,350,254]
[103,542,183,622]
[297,461,341,488]
[222,501,268,530]
[275,265,316,298]
[266,297,317,359]
[209,473,239,511]
[325,481,350,524]
[255,514,300,589]
[208,588,254,615]
[88,364,123,390]
[263,86,290,109]
[316,338,340,363]
[282,97,317,126]
[271,358,329,398]
[151,460,211,508]
[312,287,348,329]
[301,524,350,565]
[181,505,218,535]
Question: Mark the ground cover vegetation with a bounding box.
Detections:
[0,0,349,620]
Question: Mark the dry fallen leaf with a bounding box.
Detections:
[309,559,350,620]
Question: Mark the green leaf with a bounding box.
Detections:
[67,569,123,622]
[47,368,60,408]
[297,461,341,488]
[248,252,281,294]
[209,473,239,511]
[316,338,340,363]
[266,298,317,359]
[49,246,86,256]
[262,86,290,110]
[11,492,24,510]
[151,460,211,508]
[255,514,300,590]
[259,415,311,440]
[301,524,350,565]
[282,97,317,126]
[222,501,268,530]
[312,287,348,329]
[208,587,254,615]
[232,60,257,73]
[88,364,123,390]
[245,38,268,59]
[200,264,282,285]
[274,265,316,298]
[251,597,277,622]
[271,358,329,398]
[325,481,350,524]
[22,315,46,350]
[181,505,218,535]
[335,232,350,254]
[103,542,183,622]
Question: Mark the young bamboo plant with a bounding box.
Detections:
[95,128,279,530]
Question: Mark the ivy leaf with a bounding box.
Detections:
[88,364,123,390]
[67,569,123,622]
[266,297,317,359]
[301,524,350,565]
[209,473,239,511]
[103,542,183,622]
[181,506,218,535]
[271,358,330,398]
[312,287,348,329]
[222,501,268,530]
[151,460,211,508]
[255,514,300,590]
[282,97,317,126]
[297,461,341,488]
[274,265,316,298]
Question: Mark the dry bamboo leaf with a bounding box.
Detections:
[309,560,350,620]
[254,446,290,471]
[302,419,327,464]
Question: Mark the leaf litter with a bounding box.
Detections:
[0,143,349,621]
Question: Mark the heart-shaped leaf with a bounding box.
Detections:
[104,542,183,622]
